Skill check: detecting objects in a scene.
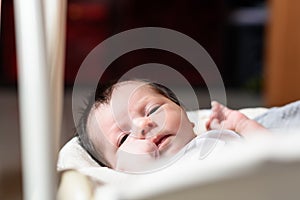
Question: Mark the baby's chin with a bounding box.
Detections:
[115,153,178,173]
[115,149,158,173]
[114,138,191,173]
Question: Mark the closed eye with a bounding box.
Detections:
[147,106,160,116]
[119,133,129,147]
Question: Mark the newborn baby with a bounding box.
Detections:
[76,80,269,172]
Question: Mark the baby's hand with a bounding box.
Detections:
[205,101,249,132]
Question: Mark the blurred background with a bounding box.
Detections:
[0,0,300,199]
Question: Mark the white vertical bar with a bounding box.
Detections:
[44,0,67,157]
[14,0,56,199]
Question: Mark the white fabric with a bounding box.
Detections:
[57,107,300,200]
[95,131,300,200]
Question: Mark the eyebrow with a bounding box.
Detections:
[130,96,152,116]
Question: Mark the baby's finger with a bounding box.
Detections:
[211,101,219,111]
[210,118,221,130]
[205,119,211,130]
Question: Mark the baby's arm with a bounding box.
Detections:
[205,101,270,137]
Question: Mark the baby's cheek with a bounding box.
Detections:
[163,113,182,134]
[153,107,181,133]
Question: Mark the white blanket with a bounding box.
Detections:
[57,107,300,200]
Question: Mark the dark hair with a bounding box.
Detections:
[148,82,180,106]
[76,79,180,167]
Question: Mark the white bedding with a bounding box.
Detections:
[96,131,300,200]
[57,107,300,199]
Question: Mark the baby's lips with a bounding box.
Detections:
[151,134,164,146]
[151,133,173,149]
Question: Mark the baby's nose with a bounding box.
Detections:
[132,117,156,138]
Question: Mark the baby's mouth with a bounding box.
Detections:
[152,134,173,149]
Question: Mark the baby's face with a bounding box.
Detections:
[87,81,195,171]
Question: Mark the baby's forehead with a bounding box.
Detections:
[108,81,162,113]
[90,81,159,128]
[112,81,156,99]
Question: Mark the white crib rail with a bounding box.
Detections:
[13,0,66,199]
